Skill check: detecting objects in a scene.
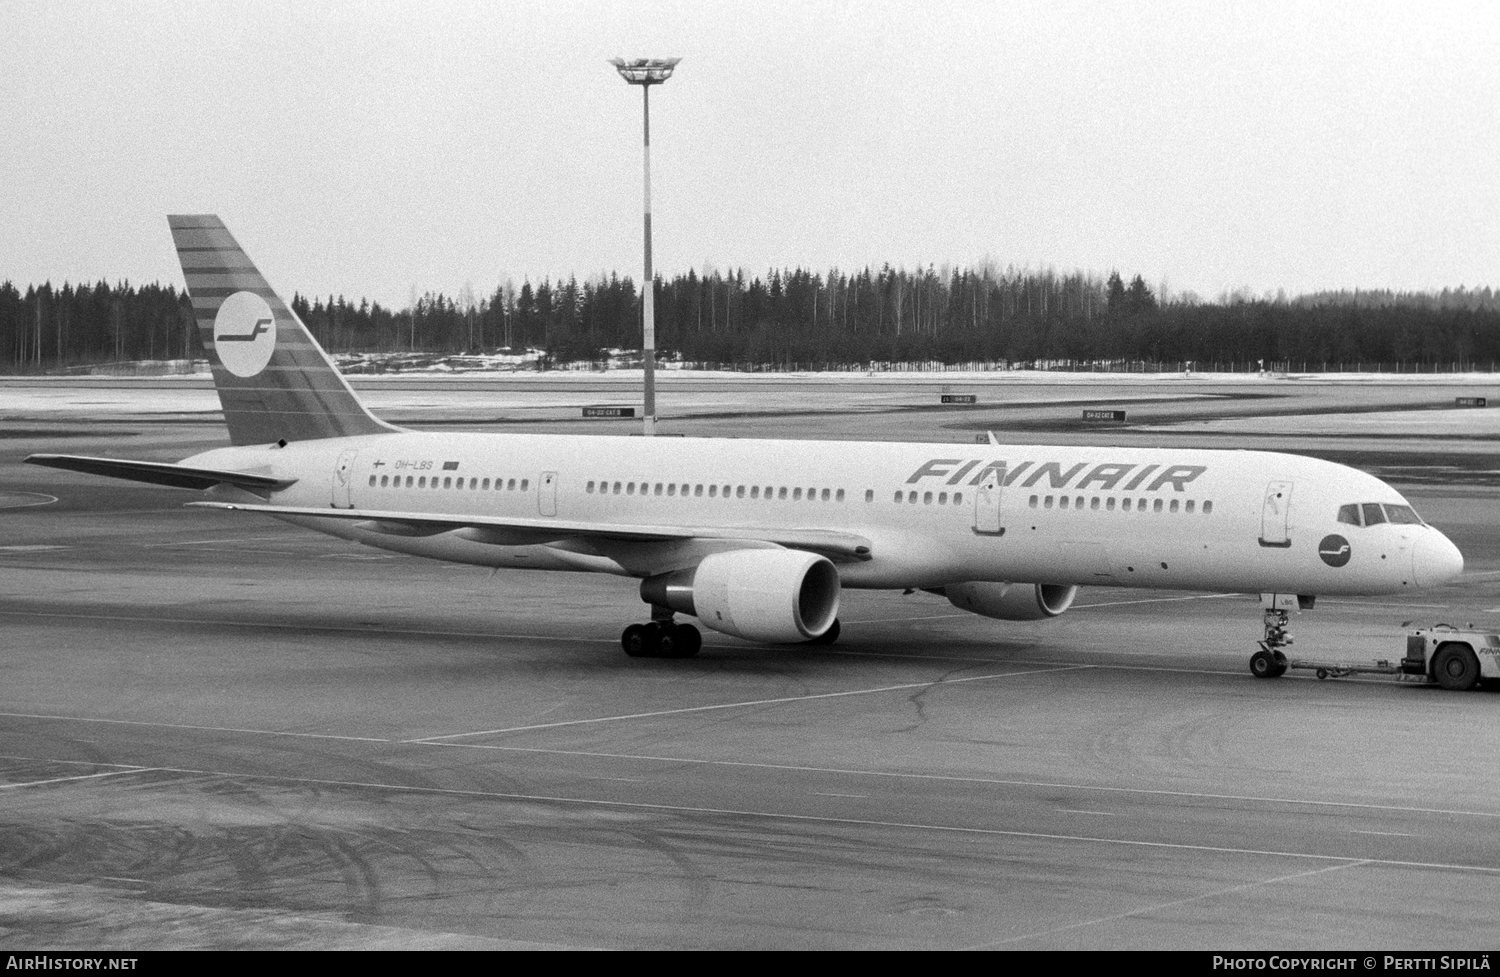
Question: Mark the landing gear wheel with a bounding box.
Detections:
[1250,649,1283,679]
[622,623,655,658]
[807,618,841,646]
[664,623,701,659]
[1432,643,1480,691]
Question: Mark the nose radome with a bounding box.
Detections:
[1412,532,1464,587]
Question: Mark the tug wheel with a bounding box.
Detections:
[1432,643,1480,691]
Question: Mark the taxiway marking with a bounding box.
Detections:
[0,767,154,790]
[5,745,1492,827]
[0,608,617,644]
[1323,598,1448,609]
[435,743,1500,823]
[970,860,1372,948]
[144,534,300,548]
[406,665,1092,741]
[0,713,393,743]
[15,762,1497,878]
[0,492,58,510]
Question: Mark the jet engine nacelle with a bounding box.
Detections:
[941,581,1078,621]
[641,549,841,643]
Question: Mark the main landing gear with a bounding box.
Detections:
[1249,608,1292,678]
[622,607,702,659]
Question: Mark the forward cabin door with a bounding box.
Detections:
[539,471,558,516]
[332,449,358,509]
[1259,480,1293,548]
[973,467,1004,535]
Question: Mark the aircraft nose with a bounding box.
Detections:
[1412,531,1464,587]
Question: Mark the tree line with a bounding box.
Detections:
[4,269,1499,373]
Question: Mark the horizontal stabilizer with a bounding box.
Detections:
[25,454,296,492]
[187,501,874,562]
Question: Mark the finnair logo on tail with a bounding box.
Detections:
[212,291,277,377]
[218,318,272,343]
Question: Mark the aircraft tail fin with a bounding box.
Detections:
[168,215,397,446]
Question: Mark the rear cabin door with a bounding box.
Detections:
[1259,480,1293,548]
[332,449,358,509]
[973,467,1004,535]
[539,471,558,516]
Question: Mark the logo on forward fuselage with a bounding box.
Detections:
[212,291,277,377]
[1318,534,1351,567]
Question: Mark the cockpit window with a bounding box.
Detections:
[1384,504,1423,525]
[1341,501,1426,528]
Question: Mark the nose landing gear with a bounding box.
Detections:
[1250,608,1291,678]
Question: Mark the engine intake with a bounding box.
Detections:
[641,549,841,643]
[940,581,1078,621]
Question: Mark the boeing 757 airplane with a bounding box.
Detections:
[26,216,1465,673]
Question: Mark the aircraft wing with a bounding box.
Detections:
[187,501,874,562]
[25,454,297,492]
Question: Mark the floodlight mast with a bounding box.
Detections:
[609,57,680,436]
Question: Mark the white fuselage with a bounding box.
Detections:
[185,431,1461,598]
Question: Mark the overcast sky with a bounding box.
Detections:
[2,0,1495,308]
